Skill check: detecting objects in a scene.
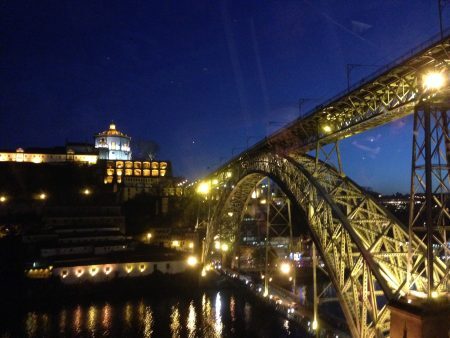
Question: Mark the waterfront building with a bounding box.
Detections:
[94,122,131,160]
[146,227,197,252]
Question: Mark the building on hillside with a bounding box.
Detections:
[0,145,98,165]
[23,205,130,259]
[95,122,131,160]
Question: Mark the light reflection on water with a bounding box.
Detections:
[1,290,309,337]
[170,305,180,338]
[186,301,196,337]
[214,292,223,337]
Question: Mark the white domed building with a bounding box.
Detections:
[95,123,131,160]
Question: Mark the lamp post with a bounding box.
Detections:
[298,98,320,118]
[197,181,211,264]
[346,63,379,91]
[438,0,449,39]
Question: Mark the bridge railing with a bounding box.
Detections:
[304,27,450,120]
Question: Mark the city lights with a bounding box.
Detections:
[83,188,91,195]
[196,181,210,195]
[90,266,99,276]
[322,125,332,133]
[280,262,291,274]
[187,256,198,267]
[39,193,47,200]
[312,320,318,330]
[221,243,229,252]
[0,195,6,203]
[214,241,221,250]
[422,71,446,91]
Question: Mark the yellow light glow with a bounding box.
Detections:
[0,196,6,203]
[187,256,198,267]
[312,320,318,330]
[212,179,219,185]
[139,264,146,272]
[83,188,91,195]
[89,266,99,276]
[221,243,229,252]
[201,269,207,277]
[172,240,180,247]
[214,241,221,250]
[322,125,332,133]
[280,262,291,274]
[260,199,266,205]
[104,266,112,275]
[431,291,438,298]
[226,171,232,178]
[125,264,133,273]
[75,268,84,277]
[227,212,234,217]
[39,193,47,200]
[61,270,68,278]
[423,71,446,91]
[196,181,210,195]
[188,242,194,249]
[147,233,152,240]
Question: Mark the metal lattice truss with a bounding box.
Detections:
[205,152,447,338]
[409,105,450,294]
[235,34,450,157]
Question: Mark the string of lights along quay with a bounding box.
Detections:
[194,30,450,338]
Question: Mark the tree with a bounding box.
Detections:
[133,139,160,160]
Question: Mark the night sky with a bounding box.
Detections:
[0,1,448,193]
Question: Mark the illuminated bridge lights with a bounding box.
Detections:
[422,71,446,91]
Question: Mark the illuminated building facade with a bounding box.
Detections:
[0,145,97,165]
[95,123,131,160]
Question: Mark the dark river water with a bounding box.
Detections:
[0,288,311,338]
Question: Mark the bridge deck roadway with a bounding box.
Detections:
[216,30,450,168]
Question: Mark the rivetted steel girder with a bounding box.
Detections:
[205,152,446,338]
[215,33,450,170]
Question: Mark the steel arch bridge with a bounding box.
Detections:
[203,151,446,337]
[195,31,450,338]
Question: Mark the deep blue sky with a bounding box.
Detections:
[0,1,448,193]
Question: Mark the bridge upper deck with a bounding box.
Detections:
[232,31,450,164]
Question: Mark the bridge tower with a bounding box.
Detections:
[390,75,450,338]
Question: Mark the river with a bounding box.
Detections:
[0,288,312,337]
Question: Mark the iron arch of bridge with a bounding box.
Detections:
[205,151,443,338]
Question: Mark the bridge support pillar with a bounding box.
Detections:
[389,300,450,338]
